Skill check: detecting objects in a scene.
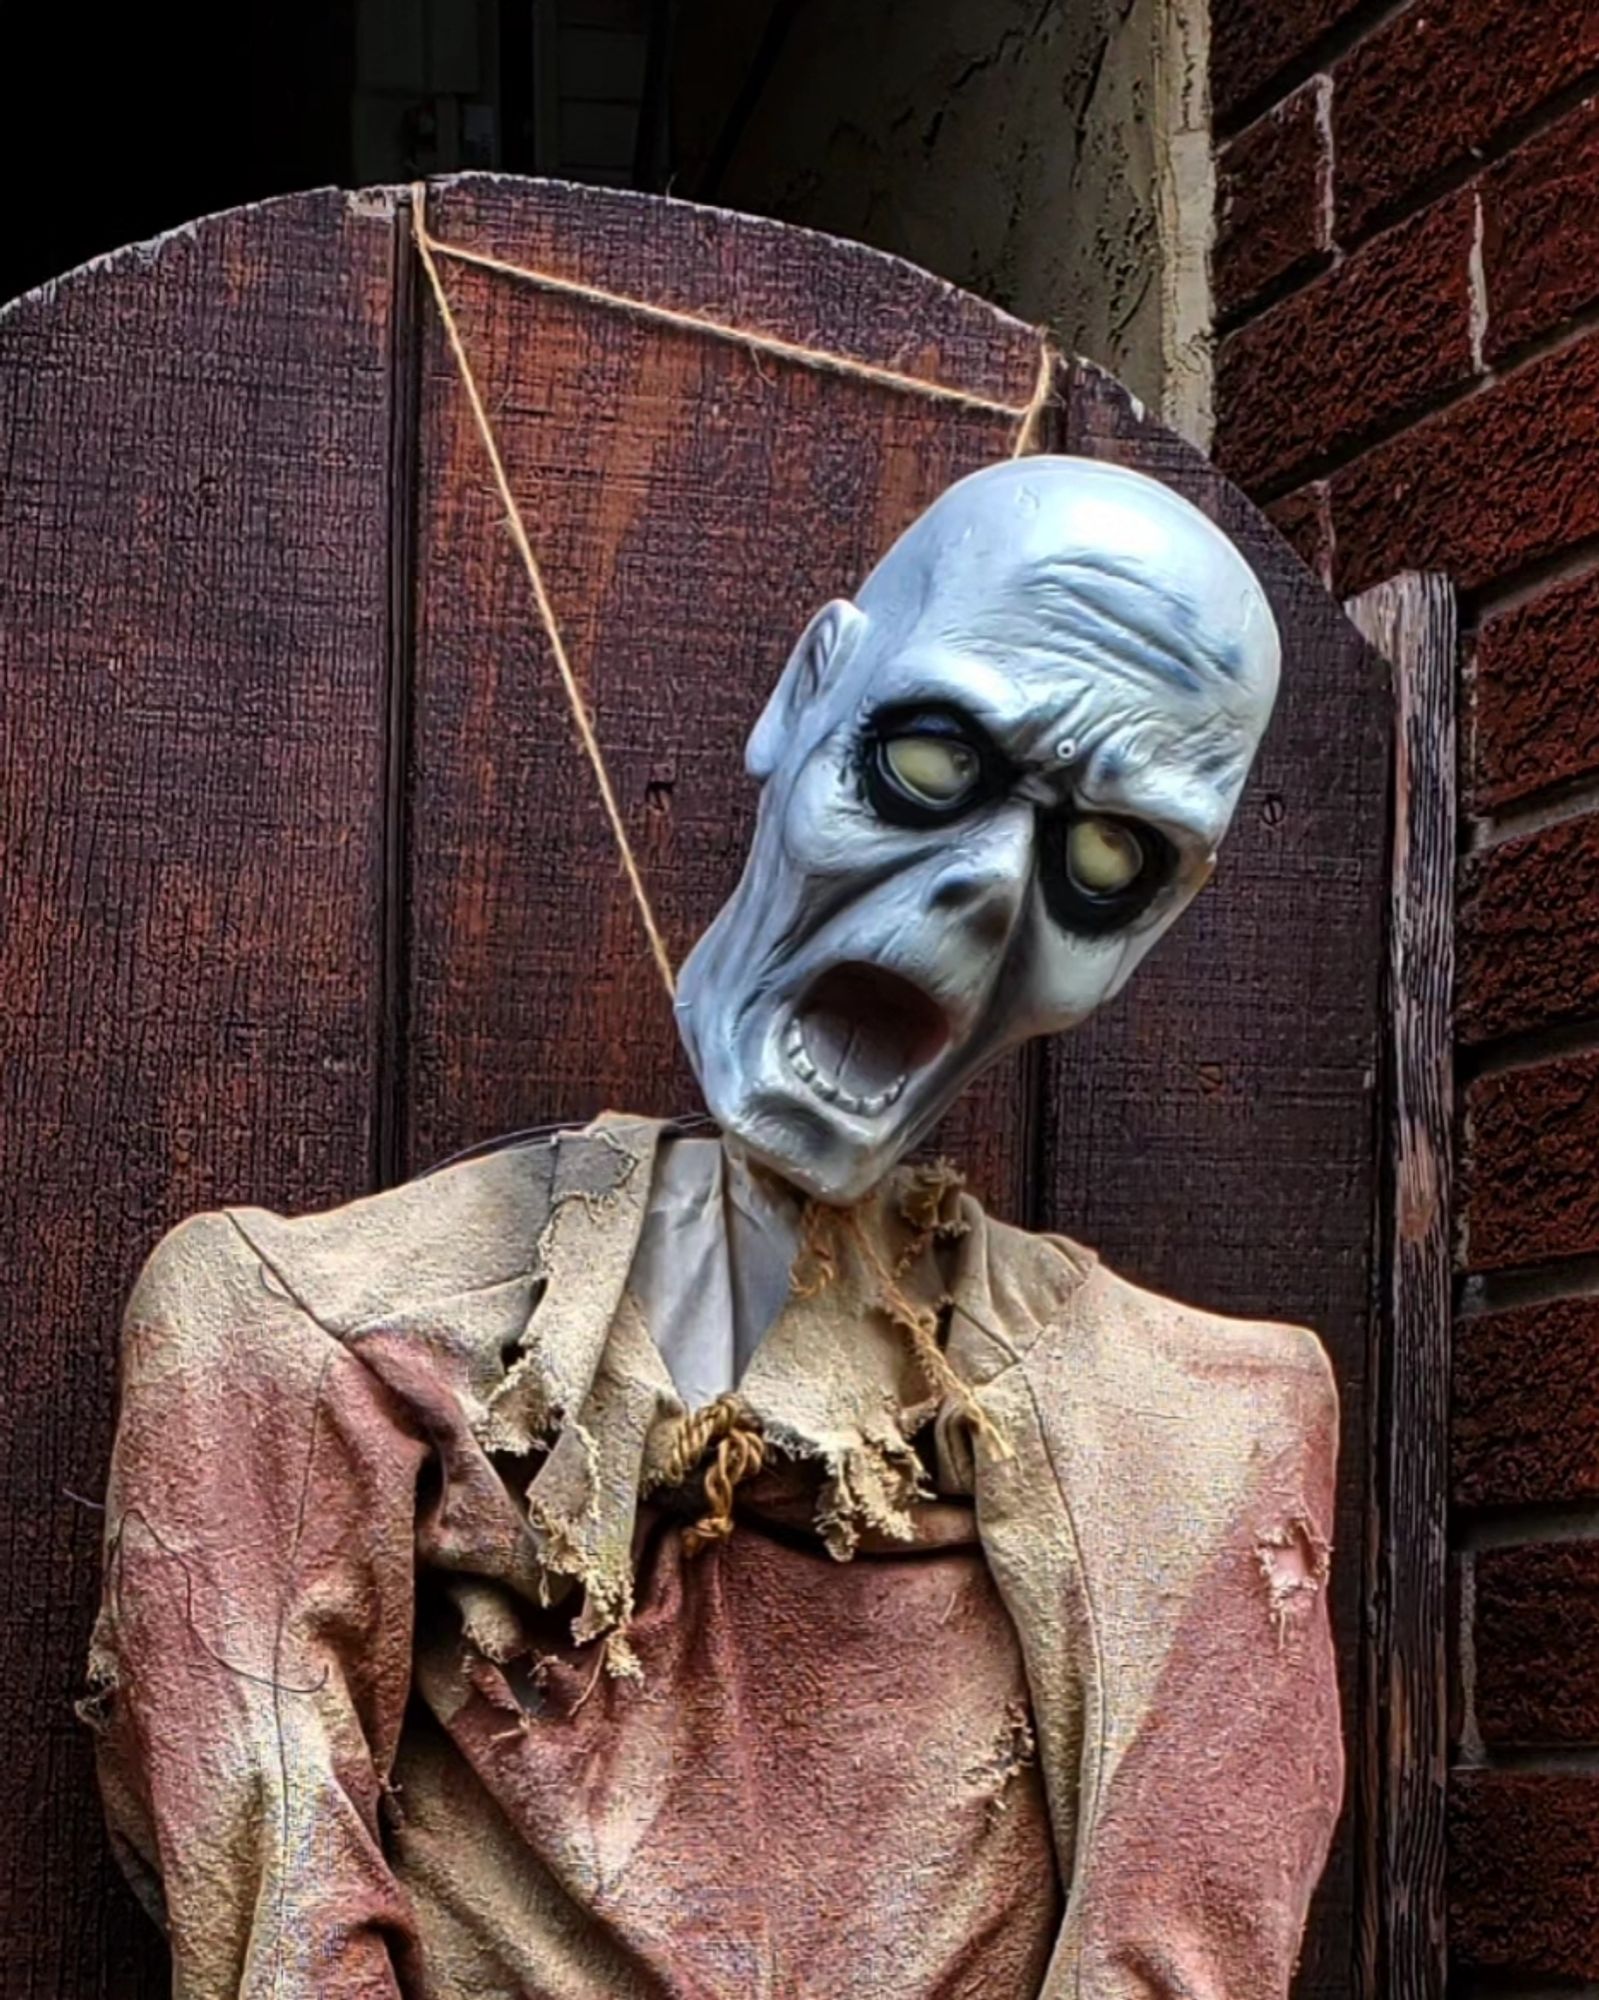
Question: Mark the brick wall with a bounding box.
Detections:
[1210,1,1599,1988]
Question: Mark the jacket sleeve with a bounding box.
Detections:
[86,1211,431,1998]
[1057,1327,1345,2000]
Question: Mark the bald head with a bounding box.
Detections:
[858,457,1278,702]
[681,455,1282,1202]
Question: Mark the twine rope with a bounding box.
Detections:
[413,189,679,999]
[797,1163,1012,1460]
[660,1393,767,1555]
[840,1205,1009,1459]
[412,183,1058,999]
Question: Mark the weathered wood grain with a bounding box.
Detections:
[1048,359,1393,2000]
[0,193,397,1994]
[401,176,1044,1213]
[1347,575,1454,2000]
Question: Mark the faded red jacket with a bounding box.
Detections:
[87,1113,1342,1998]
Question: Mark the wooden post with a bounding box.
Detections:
[1346,573,1456,2000]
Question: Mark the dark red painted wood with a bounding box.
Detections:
[0,193,398,1994]
[1346,575,1454,2000]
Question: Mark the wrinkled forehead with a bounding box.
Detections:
[849,457,1281,844]
[856,459,1278,700]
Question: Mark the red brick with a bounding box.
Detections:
[1330,334,1599,597]
[1216,192,1474,493]
[1473,568,1599,810]
[1462,1050,1599,1272]
[1452,1771,1599,1976]
[1215,81,1330,317]
[1475,1541,1599,1745]
[1483,94,1599,361]
[1334,0,1599,242]
[1212,0,1363,125]
[1455,1298,1599,1508]
[1264,483,1333,585]
[1459,814,1599,1044]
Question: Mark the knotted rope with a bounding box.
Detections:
[659,1393,767,1556]
[411,182,1058,1003]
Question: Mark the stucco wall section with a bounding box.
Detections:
[699,0,1212,440]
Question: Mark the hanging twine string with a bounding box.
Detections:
[412,188,680,999]
[411,183,1058,998]
[416,200,1058,448]
[797,1163,1012,1461]
[836,1204,1011,1461]
[1010,342,1057,459]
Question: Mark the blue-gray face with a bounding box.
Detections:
[675,457,1281,1204]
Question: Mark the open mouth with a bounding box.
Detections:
[781,962,951,1119]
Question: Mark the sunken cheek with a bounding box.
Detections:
[1028,927,1134,1023]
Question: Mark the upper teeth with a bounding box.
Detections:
[782,1017,906,1118]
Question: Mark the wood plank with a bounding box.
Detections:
[0,191,397,1996]
[1346,574,1454,2000]
[1051,359,1393,2000]
[401,174,1046,1214]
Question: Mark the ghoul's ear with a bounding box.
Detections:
[746,598,867,781]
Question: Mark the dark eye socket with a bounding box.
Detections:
[1038,811,1174,935]
[863,705,1004,827]
[862,710,1173,930]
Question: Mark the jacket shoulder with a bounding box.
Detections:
[1025,1252,1337,1454]
[133,1119,652,1342]
[238,1121,657,1334]
[1088,1258,1330,1378]
[975,1208,1331,1395]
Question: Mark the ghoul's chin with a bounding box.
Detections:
[710,961,954,1203]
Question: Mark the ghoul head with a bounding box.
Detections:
[674,456,1281,1205]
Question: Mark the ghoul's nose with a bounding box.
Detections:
[926,827,1030,949]
[926,804,1033,950]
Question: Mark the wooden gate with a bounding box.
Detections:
[0,178,1392,1996]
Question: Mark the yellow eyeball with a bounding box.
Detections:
[883,734,980,804]
[1066,816,1144,894]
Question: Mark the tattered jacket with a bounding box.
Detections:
[87,1114,1342,1998]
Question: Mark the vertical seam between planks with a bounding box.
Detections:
[1022,365,1073,1237]
[1018,1039,1047,1233]
[375,193,423,1192]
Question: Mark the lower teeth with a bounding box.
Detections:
[782,1019,903,1115]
